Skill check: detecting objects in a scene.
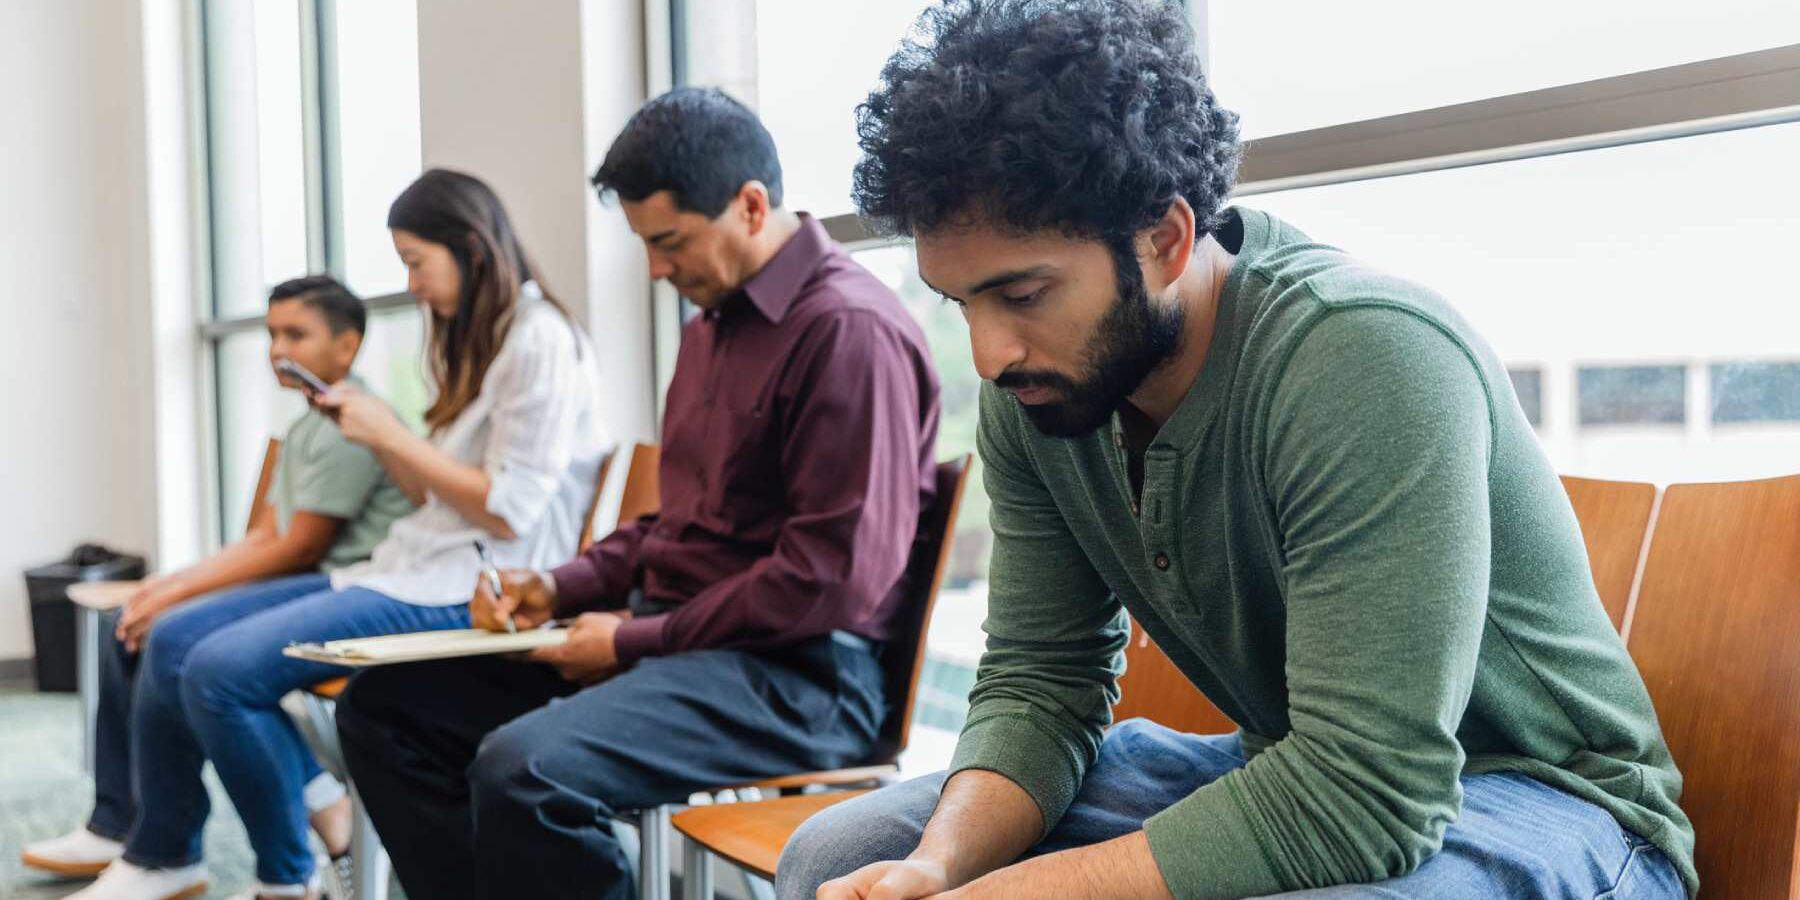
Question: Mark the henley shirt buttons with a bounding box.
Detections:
[1130,501,1141,517]
[1112,432,1124,449]
[1153,552,1170,570]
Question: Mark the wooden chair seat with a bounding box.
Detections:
[737,764,898,793]
[671,791,869,881]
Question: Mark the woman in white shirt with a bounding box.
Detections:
[76,169,607,900]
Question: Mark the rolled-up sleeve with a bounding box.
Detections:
[482,312,589,537]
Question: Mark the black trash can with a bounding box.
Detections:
[24,544,146,693]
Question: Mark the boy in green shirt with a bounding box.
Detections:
[22,275,413,882]
[779,2,1694,898]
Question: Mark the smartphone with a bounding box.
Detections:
[275,359,332,399]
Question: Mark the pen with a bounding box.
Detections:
[472,539,515,633]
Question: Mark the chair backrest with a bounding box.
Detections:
[1560,475,1659,633]
[1625,474,1800,899]
[1112,620,1238,735]
[617,443,662,524]
[576,448,619,554]
[869,455,974,763]
[249,438,283,538]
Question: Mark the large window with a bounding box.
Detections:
[1243,120,1800,483]
[199,0,425,539]
[666,1,1800,752]
[1209,0,1800,139]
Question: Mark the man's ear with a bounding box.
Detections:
[1142,196,1198,295]
[738,181,772,236]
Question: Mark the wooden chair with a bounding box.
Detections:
[1559,475,1659,634]
[635,455,972,900]
[67,438,285,774]
[616,442,662,525]
[294,445,620,900]
[1113,621,1236,736]
[671,606,1223,897]
[1624,474,1800,899]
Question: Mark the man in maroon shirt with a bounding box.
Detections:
[336,88,941,900]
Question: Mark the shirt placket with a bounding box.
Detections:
[699,318,731,503]
[1139,446,1184,609]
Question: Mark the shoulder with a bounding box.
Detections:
[793,268,930,361]
[507,296,581,351]
[493,295,587,379]
[286,406,376,469]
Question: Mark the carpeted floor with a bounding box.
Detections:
[0,684,372,900]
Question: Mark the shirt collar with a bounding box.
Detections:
[738,214,832,324]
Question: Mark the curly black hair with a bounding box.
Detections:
[853,0,1240,244]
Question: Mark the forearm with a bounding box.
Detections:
[163,534,316,603]
[912,770,1043,889]
[950,832,1172,900]
[372,440,429,504]
[377,429,513,537]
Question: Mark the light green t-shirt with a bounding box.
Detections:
[272,379,416,571]
[952,207,1696,898]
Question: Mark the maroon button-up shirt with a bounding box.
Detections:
[551,216,941,663]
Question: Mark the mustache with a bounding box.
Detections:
[993,369,1078,392]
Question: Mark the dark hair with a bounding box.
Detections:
[854,0,1241,246]
[591,87,784,217]
[268,274,365,336]
[387,168,576,433]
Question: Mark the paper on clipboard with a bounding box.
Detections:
[283,627,568,667]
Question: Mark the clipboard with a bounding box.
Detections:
[283,626,569,668]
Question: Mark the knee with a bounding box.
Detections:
[467,720,548,804]
[773,785,929,900]
[176,634,255,714]
[137,613,199,693]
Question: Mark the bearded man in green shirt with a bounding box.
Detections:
[778,1,1695,898]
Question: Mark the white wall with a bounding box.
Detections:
[0,0,164,660]
[415,0,656,447]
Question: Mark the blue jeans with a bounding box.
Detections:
[777,719,1686,899]
[84,594,329,841]
[123,573,469,886]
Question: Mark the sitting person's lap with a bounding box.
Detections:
[139,573,333,687]
[143,574,469,707]
[776,719,1685,900]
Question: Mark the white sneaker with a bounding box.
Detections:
[21,828,124,878]
[318,852,355,900]
[63,860,208,900]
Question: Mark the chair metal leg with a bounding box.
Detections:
[76,606,99,773]
[296,694,340,767]
[680,835,713,900]
[638,805,672,900]
[290,692,388,900]
[740,870,775,900]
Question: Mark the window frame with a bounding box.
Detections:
[194,0,421,545]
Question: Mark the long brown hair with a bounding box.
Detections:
[387,169,577,433]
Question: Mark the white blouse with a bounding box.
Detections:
[333,284,609,606]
